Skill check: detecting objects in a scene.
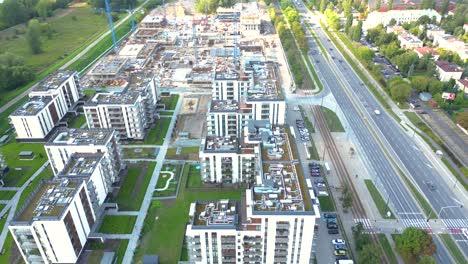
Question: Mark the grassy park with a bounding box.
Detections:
[364,179,395,219]
[99,215,137,234]
[144,118,171,145]
[159,94,179,110]
[320,106,345,132]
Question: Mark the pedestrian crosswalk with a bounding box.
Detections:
[354,218,375,233]
[442,219,468,229]
[400,218,431,229]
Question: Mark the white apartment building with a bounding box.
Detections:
[433,33,468,61]
[10,179,95,264]
[398,32,423,49]
[199,136,261,184]
[44,128,124,180]
[424,24,445,40]
[212,71,252,101]
[363,9,441,30]
[435,60,463,82]
[456,79,468,94]
[58,153,112,215]
[84,74,159,140]
[185,164,319,264]
[10,70,82,141]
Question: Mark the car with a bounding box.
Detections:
[335,244,346,250]
[314,179,325,184]
[334,249,347,256]
[462,228,468,239]
[328,229,339,234]
[316,183,326,188]
[332,239,346,245]
[318,191,329,196]
[324,213,337,218]
[374,109,381,115]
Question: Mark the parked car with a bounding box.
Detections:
[328,229,339,234]
[335,244,346,250]
[316,183,326,188]
[324,213,337,219]
[334,249,347,256]
[332,239,345,245]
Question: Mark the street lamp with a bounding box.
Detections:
[426,205,463,222]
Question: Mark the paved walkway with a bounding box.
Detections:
[122,95,184,263]
[154,172,174,191]
[0,162,49,251]
[106,211,139,216]
[0,187,21,191]
[89,233,133,240]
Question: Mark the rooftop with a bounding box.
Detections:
[89,56,128,76]
[457,78,468,88]
[191,200,238,228]
[34,70,75,92]
[119,44,145,57]
[210,100,238,112]
[398,32,422,43]
[59,153,104,177]
[90,91,141,105]
[435,60,463,72]
[414,47,440,56]
[203,136,239,152]
[245,61,282,100]
[47,128,113,146]
[11,96,52,116]
[14,179,82,222]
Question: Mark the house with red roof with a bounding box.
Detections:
[414,47,440,60]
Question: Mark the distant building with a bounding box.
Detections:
[424,24,445,40]
[456,78,468,94]
[435,61,463,82]
[363,9,441,30]
[9,71,82,141]
[44,128,124,180]
[397,32,423,49]
[433,34,468,61]
[414,47,440,60]
[83,74,159,140]
[240,14,261,36]
[10,179,95,264]
[386,25,405,34]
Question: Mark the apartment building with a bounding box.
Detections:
[212,70,252,101]
[414,47,440,60]
[424,24,445,40]
[57,153,113,214]
[185,164,318,263]
[44,128,124,180]
[433,33,468,61]
[363,9,441,30]
[10,70,82,141]
[199,136,260,184]
[10,178,95,264]
[398,32,423,49]
[83,73,159,140]
[435,60,463,82]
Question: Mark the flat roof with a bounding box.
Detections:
[89,57,128,76]
[210,100,238,112]
[192,200,238,228]
[119,44,145,57]
[33,70,75,92]
[246,61,282,100]
[47,128,113,146]
[203,136,239,152]
[90,91,140,105]
[11,96,52,116]
[14,179,82,222]
[59,153,104,177]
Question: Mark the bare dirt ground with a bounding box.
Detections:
[172,95,210,141]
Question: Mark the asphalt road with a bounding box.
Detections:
[292,1,467,261]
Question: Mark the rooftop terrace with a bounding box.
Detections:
[191,200,238,227]
[203,136,239,152]
[90,91,140,105]
[210,100,239,112]
[47,128,112,146]
[34,70,75,92]
[59,153,104,177]
[89,57,128,76]
[11,96,52,116]
[246,61,282,100]
[14,179,82,222]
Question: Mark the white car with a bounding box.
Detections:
[374,109,381,115]
[462,228,468,239]
[332,239,346,245]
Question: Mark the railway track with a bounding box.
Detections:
[311,105,389,263]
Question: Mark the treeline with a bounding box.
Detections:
[0,0,73,29]
[269,4,311,89]
[0,53,35,93]
[195,0,236,14]
[89,0,138,9]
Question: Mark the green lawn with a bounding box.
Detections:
[158,111,174,116]
[0,141,48,187]
[364,179,395,219]
[122,147,157,159]
[320,106,345,132]
[113,162,156,211]
[186,165,203,188]
[154,164,182,197]
[378,234,399,264]
[318,195,335,211]
[0,191,16,201]
[99,215,137,234]
[180,147,199,154]
[404,112,443,147]
[115,240,129,264]
[133,163,243,263]
[144,118,171,145]
[159,94,180,110]
[439,234,467,264]
[68,114,87,128]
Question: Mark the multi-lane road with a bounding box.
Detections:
[291,1,468,261]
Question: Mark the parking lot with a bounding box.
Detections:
[295,119,310,141]
[360,39,402,79]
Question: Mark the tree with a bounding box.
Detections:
[359,245,382,264]
[26,19,42,54]
[395,227,436,262]
[411,76,429,92]
[357,46,375,62]
[389,18,397,26]
[375,0,381,10]
[345,13,353,33]
[325,9,341,31]
[418,255,437,264]
[0,53,35,92]
[35,0,54,18]
[388,0,393,10]
[391,51,418,75]
[352,222,371,250]
[455,112,468,129]
[390,83,412,102]
[320,0,327,13]
[0,0,29,27]
[420,0,434,9]
[343,0,352,17]
[341,185,353,210]
[428,80,443,95]
[441,0,450,15]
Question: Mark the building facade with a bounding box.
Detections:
[435,61,463,82]
[10,70,82,140]
[44,128,124,180]
[10,179,95,264]
[363,9,441,30]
